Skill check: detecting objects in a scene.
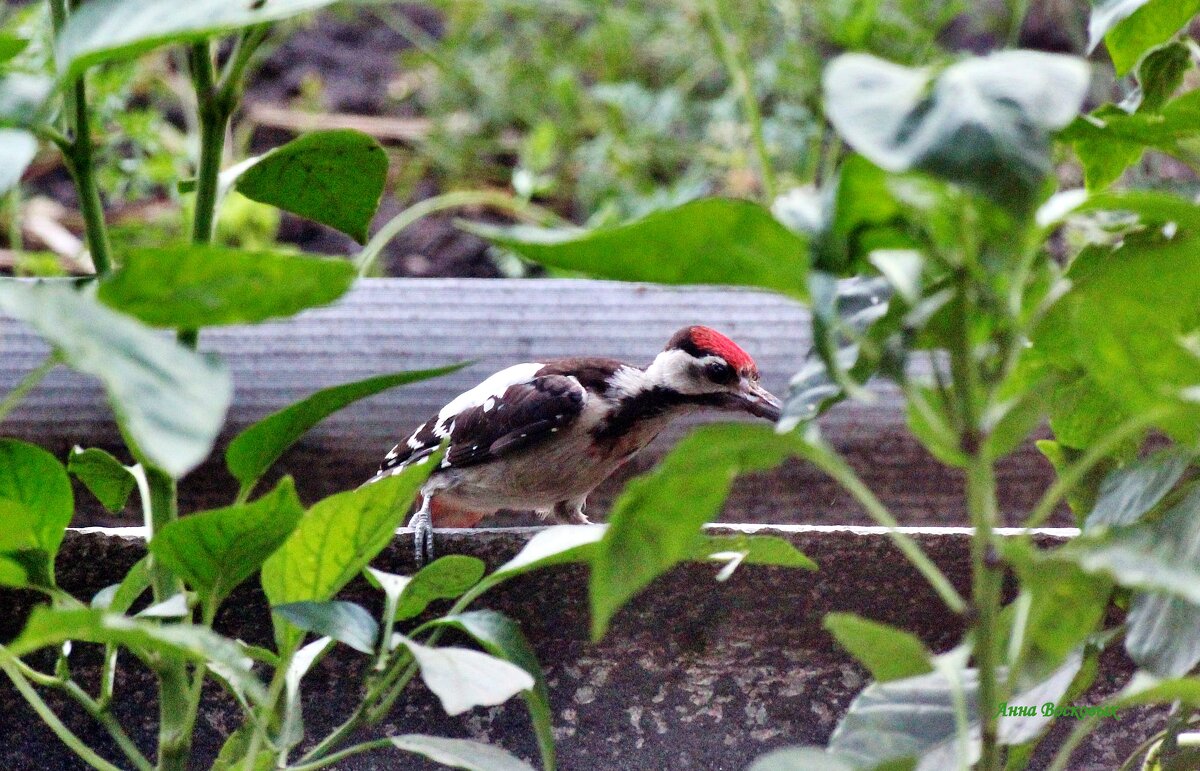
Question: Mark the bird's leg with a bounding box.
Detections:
[410,495,435,565]
[552,497,591,525]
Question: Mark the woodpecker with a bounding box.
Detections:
[365,326,783,563]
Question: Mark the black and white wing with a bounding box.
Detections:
[366,363,588,483]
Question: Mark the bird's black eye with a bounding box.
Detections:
[704,361,736,385]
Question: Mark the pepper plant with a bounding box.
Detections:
[0,2,814,770]
[469,2,1200,769]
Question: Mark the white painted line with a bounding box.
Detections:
[70,524,1080,538]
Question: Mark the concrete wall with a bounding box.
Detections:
[0,278,1065,529]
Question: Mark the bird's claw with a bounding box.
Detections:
[411,505,435,566]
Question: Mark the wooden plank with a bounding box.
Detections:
[0,278,1061,525]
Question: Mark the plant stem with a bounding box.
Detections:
[287,738,396,771]
[800,439,968,614]
[189,42,225,248]
[355,189,569,277]
[0,648,125,771]
[699,0,777,201]
[0,353,60,424]
[68,76,113,276]
[968,454,1003,770]
[10,657,152,770]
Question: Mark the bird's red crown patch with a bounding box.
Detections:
[689,326,755,370]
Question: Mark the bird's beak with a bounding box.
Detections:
[730,380,783,422]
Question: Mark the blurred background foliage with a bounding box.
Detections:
[0,0,1158,279]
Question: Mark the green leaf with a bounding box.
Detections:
[149,477,304,603]
[0,281,231,477]
[389,734,536,771]
[1060,484,1200,604]
[1084,447,1192,529]
[1002,542,1114,676]
[92,557,151,613]
[68,446,135,513]
[1126,588,1200,677]
[747,747,861,771]
[0,34,28,64]
[1126,41,1192,113]
[230,130,387,244]
[1034,232,1200,441]
[428,610,554,771]
[468,525,607,602]
[823,51,1090,213]
[261,461,436,643]
[824,613,934,683]
[394,555,485,621]
[1088,0,1200,75]
[97,246,355,328]
[273,601,378,654]
[397,635,535,716]
[0,440,73,588]
[281,636,333,750]
[10,606,264,701]
[828,653,1082,768]
[0,128,36,195]
[465,198,809,299]
[1114,672,1200,707]
[54,0,344,81]
[691,533,817,572]
[0,73,53,128]
[226,365,465,493]
[590,424,804,640]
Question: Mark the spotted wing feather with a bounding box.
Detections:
[371,374,586,481]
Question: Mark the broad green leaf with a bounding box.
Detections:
[824,613,934,683]
[0,281,231,477]
[0,440,73,588]
[465,525,607,605]
[149,478,304,603]
[428,610,554,771]
[823,51,1090,213]
[780,275,894,432]
[691,533,817,572]
[1126,589,1200,677]
[1062,93,1200,189]
[273,601,378,654]
[0,128,36,195]
[1002,543,1113,676]
[97,246,354,328]
[590,424,805,640]
[1087,0,1200,75]
[1034,232,1200,441]
[10,606,264,701]
[398,634,534,716]
[1060,484,1200,605]
[55,0,343,81]
[261,461,436,644]
[394,555,485,621]
[1085,447,1192,529]
[829,653,1082,769]
[813,154,912,276]
[231,130,387,244]
[389,734,535,771]
[226,365,465,492]
[1126,41,1192,113]
[465,198,809,299]
[748,747,861,771]
[68,446,135,513]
